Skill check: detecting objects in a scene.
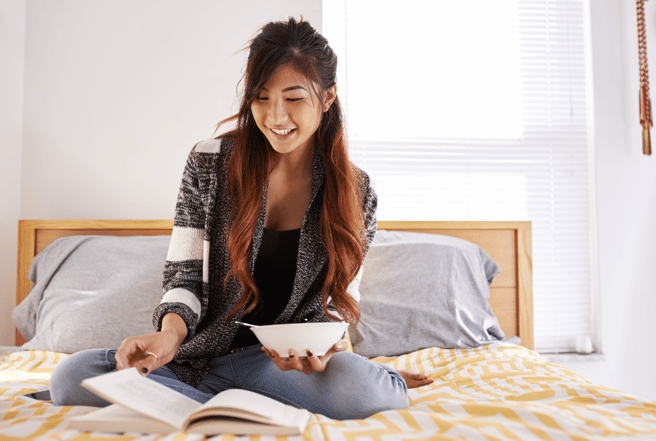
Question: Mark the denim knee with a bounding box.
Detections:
[50,349,113,407]
[321,353,409,420]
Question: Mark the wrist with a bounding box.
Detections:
[161,312,188,345]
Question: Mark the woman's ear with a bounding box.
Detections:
[323,85,337,112]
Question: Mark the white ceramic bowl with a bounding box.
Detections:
[251,322,349,356]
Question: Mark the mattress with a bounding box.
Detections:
[2,343,655,440]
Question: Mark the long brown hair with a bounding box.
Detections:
[217,17,365,324]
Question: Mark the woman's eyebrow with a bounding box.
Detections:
[282,85,307,92]
[261,85,308,93]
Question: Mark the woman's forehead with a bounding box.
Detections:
[261,64,314,91]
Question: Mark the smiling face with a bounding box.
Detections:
[250,64,336,159]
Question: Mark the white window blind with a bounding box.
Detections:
[323,0,596,353]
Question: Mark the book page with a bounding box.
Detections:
[190,388,285,423]
[82,368,202,429]
[66,404,179,434]
[184,392,311,436]
[185,416,304,436]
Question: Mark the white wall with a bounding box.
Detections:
[0,0,26,348]
[556,0,656,402]
[2,0,655,404]
[0,0,320,345]
[20,0,321,220]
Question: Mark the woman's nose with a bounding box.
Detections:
[267,99,288,124]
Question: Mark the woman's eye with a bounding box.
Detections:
[256,96,268,101]
[287,98,303,102]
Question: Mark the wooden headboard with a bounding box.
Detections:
[16,219,533,349]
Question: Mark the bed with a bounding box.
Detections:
[3,219,655,440]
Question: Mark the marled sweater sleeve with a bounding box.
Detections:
[152,148,207,338]
[361,172,378,254]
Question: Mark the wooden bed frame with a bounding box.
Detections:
[15,220,533,349]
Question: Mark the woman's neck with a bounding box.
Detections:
[269,140,314,179]
[264,143,315,231]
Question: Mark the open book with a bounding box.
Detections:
[65,368,311,436]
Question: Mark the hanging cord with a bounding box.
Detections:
[637,0,652,155]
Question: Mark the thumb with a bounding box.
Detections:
[326,339,348,356]
[115,337,145,370]
[334,338,349,352]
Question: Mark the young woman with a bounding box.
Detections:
[50,17,431,420]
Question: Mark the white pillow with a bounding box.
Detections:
[13,235,170,353]
[349,230,506,357]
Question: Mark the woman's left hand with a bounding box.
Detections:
[263,340,348,374]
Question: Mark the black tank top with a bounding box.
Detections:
[230,227,301,349]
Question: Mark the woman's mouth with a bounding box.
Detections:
[270,128,296,136]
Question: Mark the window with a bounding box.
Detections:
[323,0,596,353]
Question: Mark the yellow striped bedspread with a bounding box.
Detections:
[2,344,655,441]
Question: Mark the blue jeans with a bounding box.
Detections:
[49,345,409,420]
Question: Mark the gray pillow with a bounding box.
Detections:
[12,235,170,353]
[349,230,507,357]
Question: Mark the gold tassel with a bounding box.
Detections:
[643,124,652,155]
[637,0,652,155]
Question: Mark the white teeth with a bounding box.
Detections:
[271,128,294,135]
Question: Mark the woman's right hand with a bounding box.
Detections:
[115,330,180,376]
[115,313,188,376]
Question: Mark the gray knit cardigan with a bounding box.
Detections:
[152,137,378,387]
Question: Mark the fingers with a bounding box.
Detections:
[262,348,298,372]
[116,350,158,375]
[305,349,326,373]
[115,337,140,371]
[115,337,163,376]
[280,349,308,373]
[262,347,326,374]
[144,351,158,359]
[138,350,162,376]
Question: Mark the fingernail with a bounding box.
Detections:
[141,367,148,375]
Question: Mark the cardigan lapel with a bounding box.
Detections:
[249,182,267,273]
